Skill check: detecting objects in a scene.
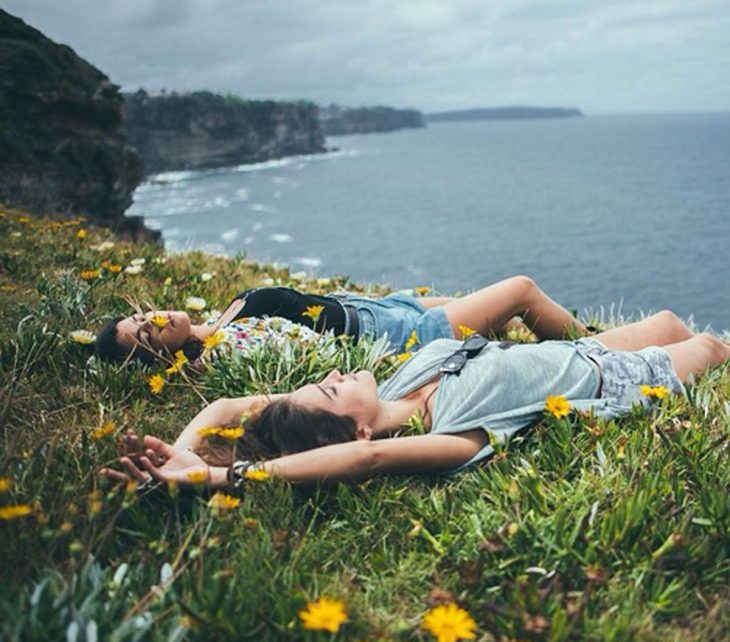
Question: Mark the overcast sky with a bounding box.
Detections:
[5,0,729,113]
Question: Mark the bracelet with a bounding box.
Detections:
[228,460,254,488]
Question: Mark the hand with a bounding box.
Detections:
[101,436,214,487]
[117,428,166,467]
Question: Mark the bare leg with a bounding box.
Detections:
[595,310,694,351]
[419,296,453,309]
[440,276,586,340]
[661,334,730,382]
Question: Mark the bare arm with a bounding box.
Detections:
[137,429,488,488]
[172,394,283,451]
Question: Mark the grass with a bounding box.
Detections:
[0,207,728,641]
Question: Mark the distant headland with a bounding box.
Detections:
[426,106,583,122]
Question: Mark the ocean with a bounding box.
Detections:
[127,112,730,330]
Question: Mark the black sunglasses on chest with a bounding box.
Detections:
[439,333,490,375]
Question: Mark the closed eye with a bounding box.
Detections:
[317,385,335,401]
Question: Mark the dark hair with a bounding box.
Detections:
[95,316,204,364]
[197,398,357,465]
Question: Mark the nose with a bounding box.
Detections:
[325,369,343,383]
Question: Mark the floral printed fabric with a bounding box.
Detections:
[209,316,322,357]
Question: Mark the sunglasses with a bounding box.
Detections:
[439,333,490,375]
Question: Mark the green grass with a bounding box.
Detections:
[0,207,728,641]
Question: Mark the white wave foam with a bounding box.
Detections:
[293,257,322,268]
[273,190,283,199]
[252,222,263,232]
[270,233,292,243]
[235,187,249,200]
[220,228,239,242]
[249,203,276,213]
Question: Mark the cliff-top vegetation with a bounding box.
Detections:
[0,206,728,641]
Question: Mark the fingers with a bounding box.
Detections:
[139,455,166,482]
[143,435,177,459]
[120,456,152,483]
[99,467,128,482]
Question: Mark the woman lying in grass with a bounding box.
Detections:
[102,311,729,488]
[95,276,589,362]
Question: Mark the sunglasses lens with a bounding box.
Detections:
[463,334,488,351]
[440,352,467,373]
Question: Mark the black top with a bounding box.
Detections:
[230,287,349,336]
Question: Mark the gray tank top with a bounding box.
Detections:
[377,339,601,472]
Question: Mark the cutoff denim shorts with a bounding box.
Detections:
[339,291,454,353]
[575,338,684,409]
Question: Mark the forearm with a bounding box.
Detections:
[172,394,282,451]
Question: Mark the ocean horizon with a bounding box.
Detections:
[128,112,730,330]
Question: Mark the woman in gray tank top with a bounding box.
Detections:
[102,311,729,488]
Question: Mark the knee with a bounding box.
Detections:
[654,309,691,338]
[509,275,538,297]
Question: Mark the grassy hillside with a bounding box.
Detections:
[0,207,728,641]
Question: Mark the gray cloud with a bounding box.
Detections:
[4,0,729,113]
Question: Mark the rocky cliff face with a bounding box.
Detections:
[319,105,425,136]
[0,10,150,240]
[122,91,326,175]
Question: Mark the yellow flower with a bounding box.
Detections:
[59,521,73,534]
[0,478,11,493]
[298,597,348,633]
[203,330,226,351]
[218,427,244,440]
[302,304,325,323]
[186,470,208,484]
[88,490,103,515]
[164,276,172,286]
[91,420,116,441]
[640,385,669,399]
[458,324,476,338]
[80,269,101,281]
[415,286,431,296]
[150,315,169,328]
[197,426,222,438]
[185,296,207,311]
[421,602,477,642]
[405,330,419,351]
[148,374,165,395]
[545,395,571,419]
[397,351,412,363]
[107,264,122,273]
[76,229,86,239]
[165,350,188,375]
[18,216,30,224]
[69,330,96,345]
[208,492,241,511]
[0,504,32,520]
[244,468,270,481]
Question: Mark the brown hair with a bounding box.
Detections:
[198,398,358,466]
[95,316,203,364]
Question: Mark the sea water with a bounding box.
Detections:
[127,113,730,329]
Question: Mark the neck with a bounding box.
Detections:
[371,391,433,437]
[190,324,216,341]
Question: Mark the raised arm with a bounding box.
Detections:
[172,394,284,451]
[138,429,488,487]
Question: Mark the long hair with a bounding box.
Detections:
[95,316,203,364]
[198,398,358,466]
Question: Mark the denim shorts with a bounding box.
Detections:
[339,291,453,353]
[574,338,684,409]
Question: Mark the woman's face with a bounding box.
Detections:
[290,369,380,429]
[115,310,192,355]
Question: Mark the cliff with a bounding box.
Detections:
[426,106,583,122]
[0,10,150,240]
[122,91,326,175]
[319,104,425,136]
